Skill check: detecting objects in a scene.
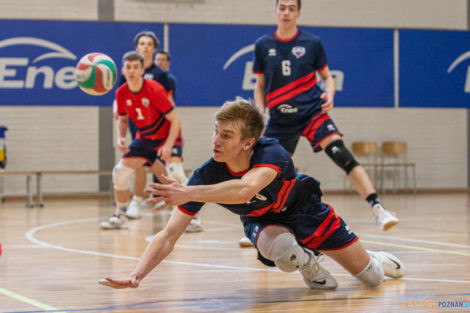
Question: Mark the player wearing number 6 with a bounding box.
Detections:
[252,0,398,232]
[100,51,181,229]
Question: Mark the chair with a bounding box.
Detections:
[380,141,416,193]
[350,141,381,188]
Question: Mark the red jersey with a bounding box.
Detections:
[116,79,174,140]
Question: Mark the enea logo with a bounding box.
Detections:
[447,51,470,93]
[0,37,77,90]
[223,44,256,91]
[223,44,344,91]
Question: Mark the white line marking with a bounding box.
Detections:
[23,217,470,284]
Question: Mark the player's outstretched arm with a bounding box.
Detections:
[100,209,192,289]
[148,166,277,207]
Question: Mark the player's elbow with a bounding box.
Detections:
[238,186,258,203]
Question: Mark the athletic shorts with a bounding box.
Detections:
[241,194,358,264]
[129,119,183,159]
[264,113,341,154]
[123,139,164,166]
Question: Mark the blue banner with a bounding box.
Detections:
[170,24,394,107]
[400,29,470,108]
[0,19,164,106]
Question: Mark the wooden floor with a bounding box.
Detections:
[1,192,470,313]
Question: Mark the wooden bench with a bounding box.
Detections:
[0,170,113,207]
[0,171,37,207]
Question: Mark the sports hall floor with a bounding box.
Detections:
[0,192,469,313]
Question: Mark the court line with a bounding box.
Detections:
[0,288,66,313]
[24,217,470,284]
[5,292,470,313]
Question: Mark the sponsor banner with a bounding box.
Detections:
[0,19,164,106]
[400,29,470,108]
[170,24,394,107]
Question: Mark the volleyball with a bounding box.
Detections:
[75,52,117,96]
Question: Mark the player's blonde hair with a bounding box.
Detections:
[215,97,265,140]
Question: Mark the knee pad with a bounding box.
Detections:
[166,162,188,185]
[354,257,384,288]
[268,233,307,273]
[113,162,134,191]
[324,140,359,174]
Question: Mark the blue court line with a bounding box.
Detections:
[4,292,470,313]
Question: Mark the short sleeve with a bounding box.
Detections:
[313,39,328,71]
[149,81,174,114]
[253,40,264,74]
[179,170,206,215]
[115,87,127,115]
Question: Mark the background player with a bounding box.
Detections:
[154,50,203,232]
[101,51,180,229]
[100,98,404,290]
[253,0,398,231]
[113,31,173,220]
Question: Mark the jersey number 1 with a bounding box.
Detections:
[135,108,145,120]
[282,60,291,76]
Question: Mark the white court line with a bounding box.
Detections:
[24,217,470,284]
[359,233,470,249]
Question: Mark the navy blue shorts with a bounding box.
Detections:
[129,119,183,158]
[123,139,164,165]
[241,195,357,253]
[265,113,341,154]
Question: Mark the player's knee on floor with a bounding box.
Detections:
[113,162,134,191]
[267,232,307,272]
[324,140,359,174]
[166,162,188,185]
[354,257,384,288]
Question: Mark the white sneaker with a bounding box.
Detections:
[300,250,338,290]
[185,213,204,233]
[368,250,405,278]
[239,236,254,248]
[373,203,399,231]
[100,215,128,230]
[126,200,142,219]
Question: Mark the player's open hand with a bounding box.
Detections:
[117,137,130,154]
[146,180,189,210]
[99,277,139,289]
[157,144,172,162]
[320,92,334,113]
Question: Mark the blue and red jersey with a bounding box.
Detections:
[253,29,328,126]
[179,137,320,217]
[116,79,174,140]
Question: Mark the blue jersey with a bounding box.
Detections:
[253,30,328,126]
[179,137,321,217]
[167,72,177,100]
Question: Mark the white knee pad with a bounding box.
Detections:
[268,232,307,273]
[113,162,134,191]
[166,162,188,185]
[354,257,384,288]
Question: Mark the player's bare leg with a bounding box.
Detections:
[101,158,147,229]
[321,134,398,231]
[125,166,147,219]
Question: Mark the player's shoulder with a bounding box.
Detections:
[145,79,165,92]
[116,82,129,96]
[298,29,323,44]
[254,137,289,159]
[255,32,276,46]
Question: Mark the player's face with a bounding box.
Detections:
[155,54,170,71]
[276,0,300,28]
[136,36,157,60]
[122,60,144,84]
[212,120,251,163]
